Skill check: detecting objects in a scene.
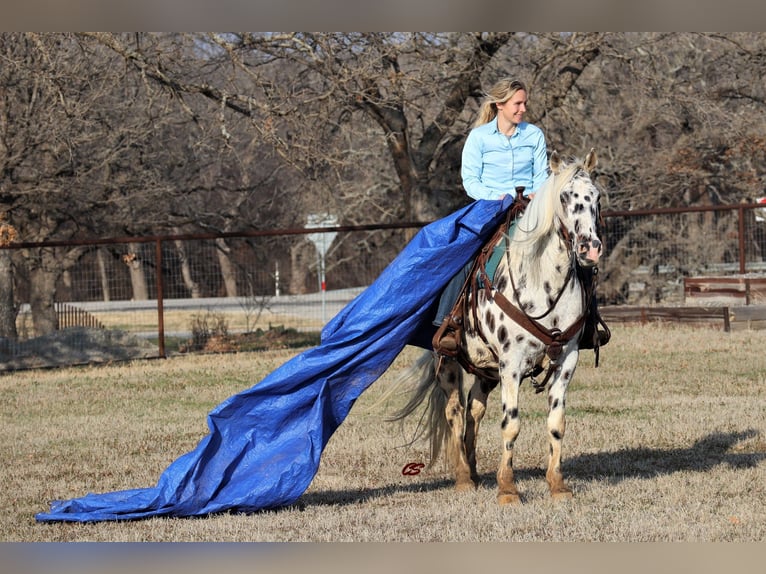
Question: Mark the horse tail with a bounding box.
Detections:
[385,351,454,466]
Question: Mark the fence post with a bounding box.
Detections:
[738,205,746,274]
[155,239,166,358]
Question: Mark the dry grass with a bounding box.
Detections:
[94,308,324,334]
[1,323,765,541]
[18,307,322,339]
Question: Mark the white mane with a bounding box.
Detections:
[508,160,581,264]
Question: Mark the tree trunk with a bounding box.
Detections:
[0,250,18,339]
[175,237,201,298]
[96,248,111,302]
[125,242,149,300]
[61,269,73,300]
[289,240,313,295]
[215,238,238,297]
[27,249,60,336]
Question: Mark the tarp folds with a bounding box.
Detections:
[35,197,511,522]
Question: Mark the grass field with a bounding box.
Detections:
[1,323,765,542]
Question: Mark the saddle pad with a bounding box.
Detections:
[480,219,516,286]
[485,236,507,283]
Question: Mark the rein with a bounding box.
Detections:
[452,197,595,391]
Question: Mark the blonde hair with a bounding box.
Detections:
[473,78,528,128]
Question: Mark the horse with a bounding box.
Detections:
[390,149,603,505]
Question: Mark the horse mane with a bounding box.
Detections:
[507,157,583,266]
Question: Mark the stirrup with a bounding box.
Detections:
[436,332,459,353]
[432,315,462,357]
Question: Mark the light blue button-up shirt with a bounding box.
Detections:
[461,118,549,201]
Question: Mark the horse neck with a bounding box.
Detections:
[504,227,574,301]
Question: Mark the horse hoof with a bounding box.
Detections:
[455,481,477,492]
[497,493,521,506]
[550,489,573,501]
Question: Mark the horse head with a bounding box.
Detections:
[551,148,602,268]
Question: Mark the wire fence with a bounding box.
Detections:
[2,202,766,371]
[601,203,766,304]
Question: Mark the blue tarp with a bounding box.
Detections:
[35,197,511,522]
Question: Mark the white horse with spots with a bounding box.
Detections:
[391,149,603,505]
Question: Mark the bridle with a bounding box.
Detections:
[453,192,597,392]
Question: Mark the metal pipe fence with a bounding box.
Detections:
[600,203,766,305]
[2,203,766,370]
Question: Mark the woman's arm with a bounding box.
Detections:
[530,128,549,194]
[461,130,497,201]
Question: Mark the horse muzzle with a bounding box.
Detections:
[576,237,602,266]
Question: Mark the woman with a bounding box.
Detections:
[461,78,549,202]
[434,78,549,352]
[435,78,609,354]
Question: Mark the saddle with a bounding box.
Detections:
[431,193,527,378]
[432,194,611,387]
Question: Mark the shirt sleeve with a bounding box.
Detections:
[461,129,498,201]
[529,128,549,194]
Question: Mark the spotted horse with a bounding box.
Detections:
[391,149,604,505]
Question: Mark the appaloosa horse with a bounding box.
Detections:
[392,149,603,504]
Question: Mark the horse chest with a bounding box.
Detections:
[464,260,583,370]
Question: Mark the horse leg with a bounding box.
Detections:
[436,360,475,491]
[496,366,522,505]
[463,375,495,485]
[545,354,577,500]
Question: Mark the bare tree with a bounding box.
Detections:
[84,33,608,221]
[6,32,763,328]
[0,220,18,338]
[83,32,609,292]
[557,33,766,301]
[0,33,205,334]
[554,33,766,211]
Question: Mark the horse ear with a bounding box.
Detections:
[550,150,561,174]
[584,148,597,173]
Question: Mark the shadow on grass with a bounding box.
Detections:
[298,429,764,509]
[564,429,764,481]
[298,476,457,509]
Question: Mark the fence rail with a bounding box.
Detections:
[2,202,766,371]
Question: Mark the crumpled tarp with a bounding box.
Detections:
[35,197,511,522]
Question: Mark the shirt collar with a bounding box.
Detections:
[492,117,525,137]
